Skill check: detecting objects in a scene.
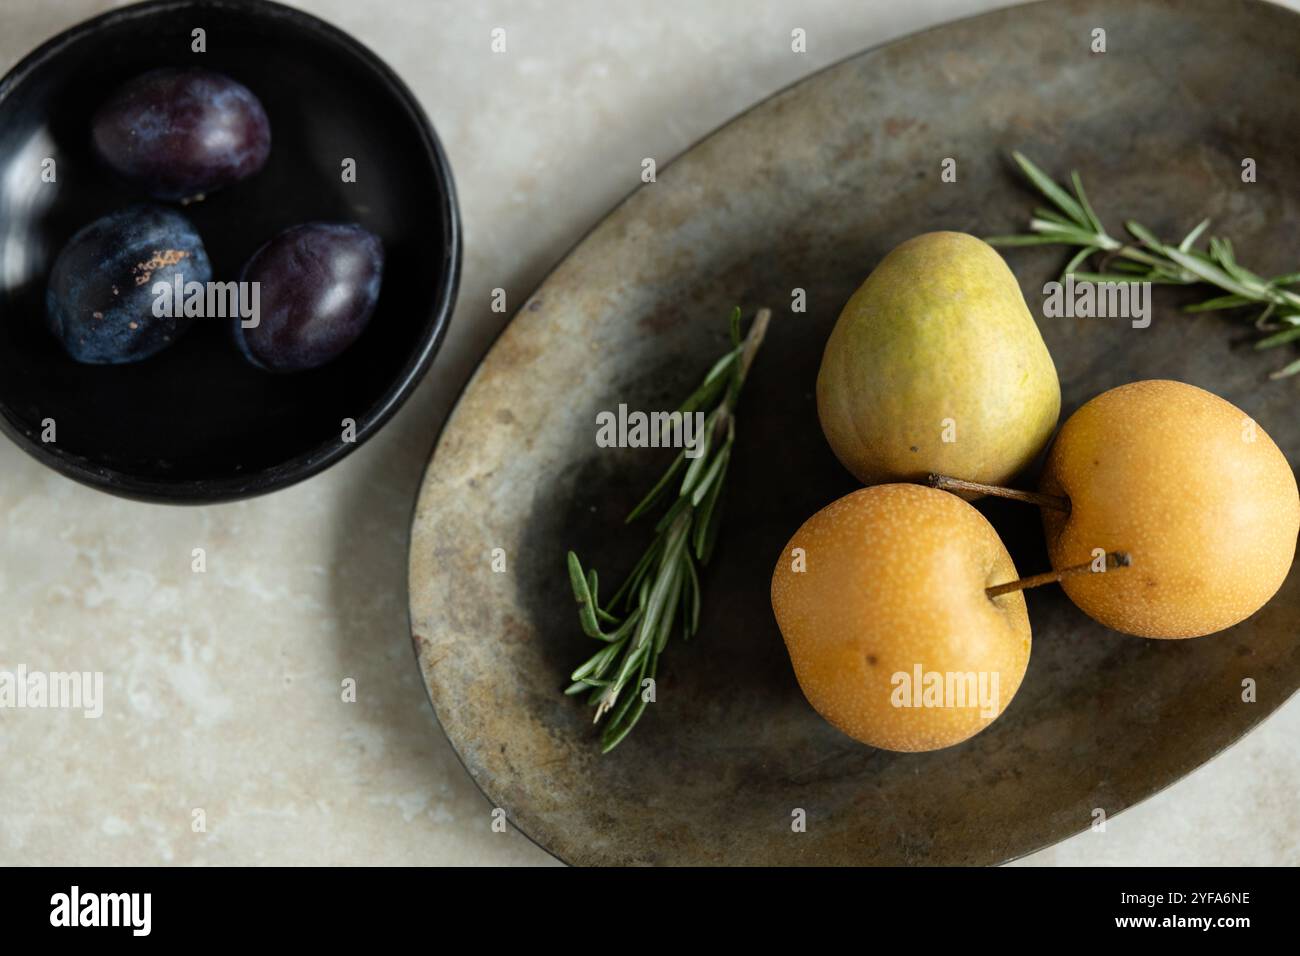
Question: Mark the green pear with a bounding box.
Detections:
[817,231,1060,488]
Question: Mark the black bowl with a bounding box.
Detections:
[0,0,461,503]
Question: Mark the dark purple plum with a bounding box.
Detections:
[46,205,212,364]
[232,223,384,372]
[92,68,270,200]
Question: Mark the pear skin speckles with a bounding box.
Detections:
[1041,379,1299,638]
[816,231,1060,491]
[770,483,1031,752]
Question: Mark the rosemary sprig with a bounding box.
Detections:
[986,151,1300,378]
[565,306,771,752]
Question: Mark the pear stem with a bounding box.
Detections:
[927,473,1071,513]
[986,551,1132,599]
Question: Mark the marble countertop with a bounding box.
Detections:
[2,0,1296,866]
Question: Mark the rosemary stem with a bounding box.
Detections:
[992,151,1300,377]
[736,308,772,384]
[568,307,770,749]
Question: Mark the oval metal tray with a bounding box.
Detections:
[409,0,1300,865]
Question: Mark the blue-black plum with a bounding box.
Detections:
[46,205,212,364]
[92,68,271,200]
[232,223,384,372]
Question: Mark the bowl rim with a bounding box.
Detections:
[0,0,462,504]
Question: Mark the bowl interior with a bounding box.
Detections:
[0,0,457,501]
[409,0,1300,865]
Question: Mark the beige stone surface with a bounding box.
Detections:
[1,0,1295,866]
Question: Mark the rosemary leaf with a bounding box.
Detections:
[1179,218,1211,252]
[1012,150,1089,226]
[1033,207,1077,228]
[625,450,685,523]
[1184,294,1253,313]
[1061,245,1097,278]
[1270,356,1300,379]
[1068,272,1148,284]
[1255,326,1300,350]
[985,233,1077,247]
[690,440,732,507]
[1070,171,1105,235]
